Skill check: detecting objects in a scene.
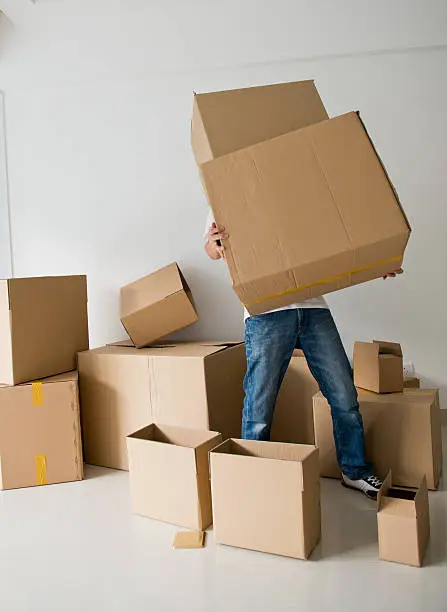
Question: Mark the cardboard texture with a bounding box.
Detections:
[173,531,206,549]
[210,439,321,559]
[354,340,403,393]
[78,341,246,470]
[271,349,320,444]
[313,389,443,489]
[0,371,83,490]
[120,263,198,348]
[377,472,430,567]
[192,80,410,314]
[0,275,89,385]
[404,376,421,389]
[127,424,222,530]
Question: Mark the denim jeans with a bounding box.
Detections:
[242,308,372,480]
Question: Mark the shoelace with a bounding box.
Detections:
[365,475,383,488]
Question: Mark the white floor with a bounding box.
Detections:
[1,430,446,612]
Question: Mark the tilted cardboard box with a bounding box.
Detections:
[127,424,222,530]
[377,473,430,567]
[0,371,83,490]
[0,275,89,385]
[271,349,319,445]
[120,263,198,348]
[313,389,442,489]
[354,340,403,393]
[78,341,246,470]
[192,80,410,314]
[210,439,321,559]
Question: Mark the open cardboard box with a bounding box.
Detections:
[127,423,222,530]
[210,438,321,559]
[377,472,430,567]
[354,340,403,393]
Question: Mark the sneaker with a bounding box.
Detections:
[341,473,383,500]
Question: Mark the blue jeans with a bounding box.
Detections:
[242,308,372,480]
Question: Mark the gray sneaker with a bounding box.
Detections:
[341,473,383,499]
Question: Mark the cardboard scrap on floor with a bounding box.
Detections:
[173,531,206,549]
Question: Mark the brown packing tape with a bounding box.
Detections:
[244,255,402,308]
[35,454,47,486]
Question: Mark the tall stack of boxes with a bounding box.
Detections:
[0,276,88,490]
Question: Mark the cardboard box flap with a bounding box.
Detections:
[373,340,402,357]
[120,263,184,318]
[377,471,393,509]
[414,476,428,516]
[128,423,221,449]
[107,340,240,358]
[192,80,328,163]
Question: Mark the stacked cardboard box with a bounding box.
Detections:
[0,275,88,490]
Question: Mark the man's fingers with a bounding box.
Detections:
[217,245,226,260]
[209,232,228,242]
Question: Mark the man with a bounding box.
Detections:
[205,215,402,499]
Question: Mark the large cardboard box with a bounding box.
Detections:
[192,80,410,314]
[0,275,89,385]
[0,371,83,490]
[78,341,246,470]
[120,263,198,348]
[377,473,430,567]
[271,349,319,445]
[210,439,321,559]
[313,389,443,489]
[354,340,403,393]
[127,424,222,529]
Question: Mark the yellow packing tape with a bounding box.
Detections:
[35,454,47,486]
[244,255,402,308]
[32,382,43,406]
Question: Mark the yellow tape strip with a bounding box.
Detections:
[32,382,43,406]
[244,255,402,307]
[36,454,47,486]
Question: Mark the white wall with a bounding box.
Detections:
[0,0,446,398]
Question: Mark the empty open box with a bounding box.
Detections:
[0,275,89,385]
[127,424,222,530]
[354,340,403,393]
[377,472,430,567]
[210,439,321,559]
[120,263,198,347]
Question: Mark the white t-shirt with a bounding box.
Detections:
[204,211,328,318]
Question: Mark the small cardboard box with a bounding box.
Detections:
[0,275,89,385]
[78,341,246,470]
[210,439,321,559]
[120,263,198,348]
[127,424,222,530]
[271,349,320,445]
[192,80,410,314]
[0,371,83,490]
[404,376,420,389]
[354,340,403,393]
[377,473,430,567]
[313,389,442,489]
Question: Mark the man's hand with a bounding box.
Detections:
[383,268,403,279]
[205,222,228,260]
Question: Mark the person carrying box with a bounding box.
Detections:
[204,217,402,499]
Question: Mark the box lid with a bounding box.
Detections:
[97,340,243,359]
[192,80,328,163]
